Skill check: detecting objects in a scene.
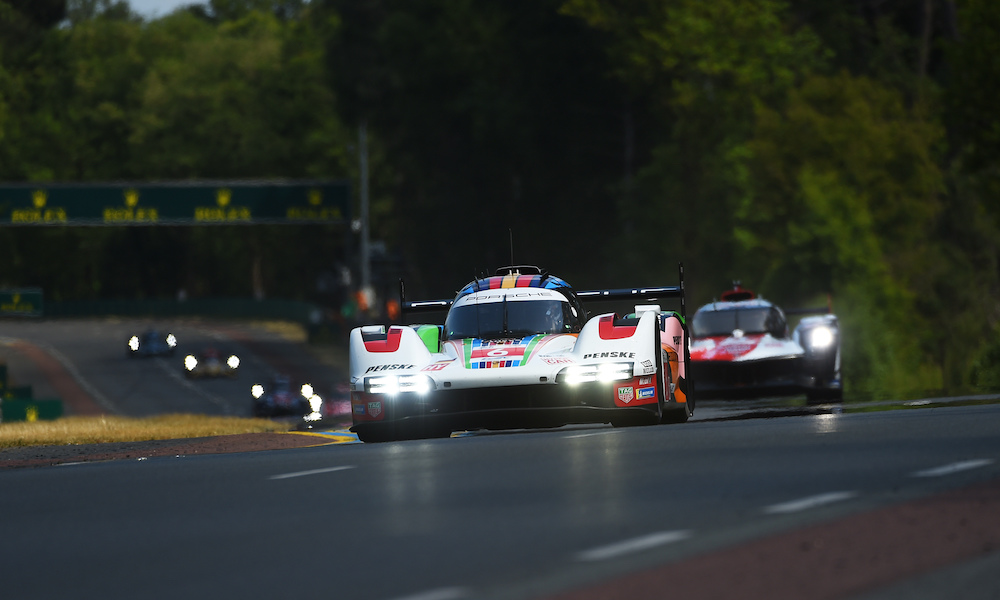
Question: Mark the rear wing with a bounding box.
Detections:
[577,263,687,325]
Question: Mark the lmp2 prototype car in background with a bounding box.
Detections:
[349,265,693,442]
[251,375,319,419]
[127,328,177,358]
[184,348,240,378]
[689,283,842,403]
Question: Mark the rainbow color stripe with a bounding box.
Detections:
[455,273,571,300]
[463,335,545,369]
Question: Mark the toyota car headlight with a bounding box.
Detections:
[808,326,835,349]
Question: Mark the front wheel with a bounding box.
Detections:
[653,326,690,424]
[658,361,691,424]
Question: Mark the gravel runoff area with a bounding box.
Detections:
[0,431,336,470]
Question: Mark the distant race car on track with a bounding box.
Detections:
[348,264,693,443]
[127,328,177,357]
[184,348,240,378]
[689,283,842,403]
[251,376,315,418]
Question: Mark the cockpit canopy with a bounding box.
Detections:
[444,288,581,340]
[691,305,787,338]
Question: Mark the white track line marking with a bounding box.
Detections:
[269,465,355,480]
[912,459,994,478]
[576,530,691,562]
[387,587,467,600]
[564,431,618,439]
[37,341,119,413]
[763,491,857,514]
[154,357,232,413]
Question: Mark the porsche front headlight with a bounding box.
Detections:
[251,384,265,399]
[184,355,198,371]
[227,355,240,369]
[128,336,140,351]
[560,362,633,385]
[364,374,432,395]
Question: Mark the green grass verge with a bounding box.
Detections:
[0,414,291,449]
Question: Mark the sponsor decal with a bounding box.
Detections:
[464,336,543,369]
[353,404,366,415]
[637,387,655,400]
[639,376,652,385]
[582,351,636,360]
[365,363,414,373]
[673,336,681,345]
[641,360,653,369]
[542,357,574,365]
[367,401,382,418]
[422,361,452,372]
[618,387,634,403]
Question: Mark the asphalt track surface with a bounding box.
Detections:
[0,318,347,418]
[1,319,1000,600]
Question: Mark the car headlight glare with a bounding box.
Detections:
[128,336,140,351]
[364,374,432,395]
[561,362,633,385]
[166,334,177,348]
[184,355,198,371]
[399,375,432,394]
[809,327,834,349]
[598,362,634,382]
[251,384,265,399]
[563,365,597,385]
[300,383,314,398]
[227,355,240,369]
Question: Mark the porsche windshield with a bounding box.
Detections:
[445,298,572,340]
[692,307,783,338]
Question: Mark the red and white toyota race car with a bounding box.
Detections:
[689,283,842,403]
[348,265,693,442]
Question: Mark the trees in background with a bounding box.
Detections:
[0,0,997,396]
[0,0,355,304]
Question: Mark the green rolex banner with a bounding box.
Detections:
[0,289,43,317]
[0,181,351,226]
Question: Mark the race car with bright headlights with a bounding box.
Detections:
[127,328,177,357]
[183,348,240,378]
[251,376,316,418]
[689,283,842,402]
[349,265,693,443]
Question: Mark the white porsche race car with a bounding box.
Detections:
[349,265,693,442]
